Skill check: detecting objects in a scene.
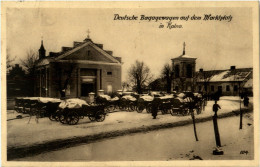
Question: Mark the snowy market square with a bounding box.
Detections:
[3,3,258,166]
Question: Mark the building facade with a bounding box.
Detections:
[171,42,197,92]
[35,37,122,98]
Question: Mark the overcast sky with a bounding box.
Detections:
[6,7,253,81]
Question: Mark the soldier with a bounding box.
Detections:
[151,98,159,119]
[243,96,249,107]
[213,100,221,116]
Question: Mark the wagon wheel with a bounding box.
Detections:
[59,114,68,124]
[161,109,167,115]
[183,108,189,116]
[79,116,84,119]
[66,112,80,125]
[38,109,46,118]
[137,105,144,113]
[105,105,114,113]
[49,113,56,121]
[170,108,179,116]
[145,104,151,113]
[95,111,105,122]
[88,116,96,121]
[128,102,136,112]
[170,108,175,116]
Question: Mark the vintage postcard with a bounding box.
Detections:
[1,1,259,167]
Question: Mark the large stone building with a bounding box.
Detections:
[172,43,253,96]
[35,36,122,98]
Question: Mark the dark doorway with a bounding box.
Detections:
[81,83,95,96]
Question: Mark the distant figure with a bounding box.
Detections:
[213,101,221,116]
[244,96,249,107]
[151,98,159,119]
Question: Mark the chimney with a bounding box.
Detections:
[199,68,203,72]
[106,50,113,55]
[96,44,103,49]
[61,47,72,52]
[230,66,236,70]
[73,41,82,47]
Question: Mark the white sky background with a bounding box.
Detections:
[6,7,253,81]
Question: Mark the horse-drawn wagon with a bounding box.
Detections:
[56,98,106,125]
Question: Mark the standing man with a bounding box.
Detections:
[213,100,221,116]
[151,98,159,119]
[243,96,249,107]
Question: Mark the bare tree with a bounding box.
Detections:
[197,70,219,100]
[6,49,16,72]
[20,49,39,75]
[19,49,39,96]
[161,63,174,93]
[128,60,153,94]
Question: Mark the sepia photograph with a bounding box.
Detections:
[1,1,259,167]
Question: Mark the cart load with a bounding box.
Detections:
[122,95,137,101]
[38,97,62,103]
[119,95,137,111]
[140,95,154,102]
[14,97,62,119]
[59,98,89,109]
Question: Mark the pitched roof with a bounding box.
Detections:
[36,38,121,66]
[196,68,253,82]
[171,54,197,60]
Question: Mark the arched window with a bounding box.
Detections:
[186,64,192,78]
[175,65,180,78]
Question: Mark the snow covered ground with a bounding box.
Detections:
[15,113,253,161]
[7,96,252,149]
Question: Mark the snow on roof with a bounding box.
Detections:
[197,68,252,83]
[210,71,230,82]
[244,79,253,88]
[172,54,196,60]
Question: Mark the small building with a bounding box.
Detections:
[196,67,253,96]
[35,36,122,98]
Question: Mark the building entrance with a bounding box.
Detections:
[80,69,97,97]
[81,83,95,96]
